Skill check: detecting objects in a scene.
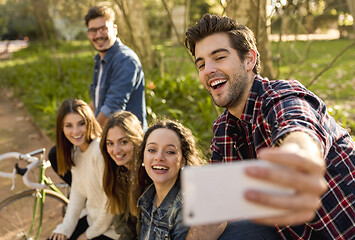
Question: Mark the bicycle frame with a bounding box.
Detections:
[0,148,69,240]
[29,151,67,239]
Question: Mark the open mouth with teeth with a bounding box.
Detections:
[210,79,227,89]
[152,165,169,172]
[72,135,83,139]
[114,154,124,159]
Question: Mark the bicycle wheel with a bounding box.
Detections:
[0,189,69,240]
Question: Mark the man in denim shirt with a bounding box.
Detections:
[84,4,147,130]
[48,4,147,186]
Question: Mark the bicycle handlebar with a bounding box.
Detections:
[0,150,47,189]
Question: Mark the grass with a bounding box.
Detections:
[0,38,354,155]
[272,39,355,137]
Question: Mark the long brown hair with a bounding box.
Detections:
[100,111,144,216]
[131,119,206,203]
[56,98,101,175]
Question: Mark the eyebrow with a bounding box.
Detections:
[146,142,177,149]
[194,48,231,65]
[106,136,129,142]
[87,25,106,30]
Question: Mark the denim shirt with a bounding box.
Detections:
[138,181,189,240]
[90,38,147,130]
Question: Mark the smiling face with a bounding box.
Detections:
[106,126,134,168]
[143,128,184,191]
[87,17,117,58]
[195,32,255,116]
[63,113,89,152]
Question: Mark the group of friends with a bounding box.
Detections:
[47,3,354,240]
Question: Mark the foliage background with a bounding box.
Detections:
[0,0,354,156]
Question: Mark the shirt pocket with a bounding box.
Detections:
[153,227,170,240]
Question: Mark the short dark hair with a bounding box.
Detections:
[185,14,260,74]
[84,5,115,26]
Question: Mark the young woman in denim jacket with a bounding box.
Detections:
[100,111,144,240]
[132,119,205,240]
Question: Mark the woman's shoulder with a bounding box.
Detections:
[87,138,101,153]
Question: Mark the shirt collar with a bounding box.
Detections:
[138,180,181,212]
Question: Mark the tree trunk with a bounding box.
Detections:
[347,0,355,31]
[30,0,57,41]
[225,0,275,79]
[112,0,155,71]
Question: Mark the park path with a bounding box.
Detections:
[0,88,61,203]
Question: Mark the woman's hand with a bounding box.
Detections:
[49,232,68,240]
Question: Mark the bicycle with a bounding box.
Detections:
[0,148,69,240]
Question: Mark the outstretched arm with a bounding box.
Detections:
[245,131,328,226]
[186,222,227,240]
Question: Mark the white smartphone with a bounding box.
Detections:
[181,160,295,226]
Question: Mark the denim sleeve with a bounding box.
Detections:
[171,208,189,240]
[100,57,141,118]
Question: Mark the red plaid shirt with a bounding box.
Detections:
[210,76,355,239]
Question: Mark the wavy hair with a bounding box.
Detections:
[185,13,260,74]
[131,119,206,202]
[100,111,144,216]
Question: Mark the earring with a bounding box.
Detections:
[141,162,145,167]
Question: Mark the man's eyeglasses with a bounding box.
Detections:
[87,26,108,36]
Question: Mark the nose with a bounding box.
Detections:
[112,144,121,154]
[203,60,217,76]
[95,30,105,37]
[154,150,165,161]
[73,125,80,135]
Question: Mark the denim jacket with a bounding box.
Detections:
[137,180,189,240]
[90,38,147,130]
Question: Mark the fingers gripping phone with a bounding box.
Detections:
[181,160,294,225]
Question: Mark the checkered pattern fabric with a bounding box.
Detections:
[210,76,355,239]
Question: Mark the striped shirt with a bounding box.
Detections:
[210,76,355,239]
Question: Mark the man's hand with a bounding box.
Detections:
[77,232,88,240]
[49,232,68,240]
[244,132,328,226]
[96,112,108,129]
[89,101,95,113]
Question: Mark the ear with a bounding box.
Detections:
[113,24,118,35]
[244,49,256,72]
[180,157,187,169]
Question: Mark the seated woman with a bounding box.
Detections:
[100,111,144,240]
[132,119,205,240]
[50,98,118,240]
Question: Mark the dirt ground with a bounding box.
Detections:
[0,89,61,203]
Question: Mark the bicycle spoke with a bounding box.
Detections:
[0,189,68,240]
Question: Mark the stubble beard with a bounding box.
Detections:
[210,68,249,109]
[92,36,112,53]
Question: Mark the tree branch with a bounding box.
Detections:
[160,0,194,64]
[306,40,355,88]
